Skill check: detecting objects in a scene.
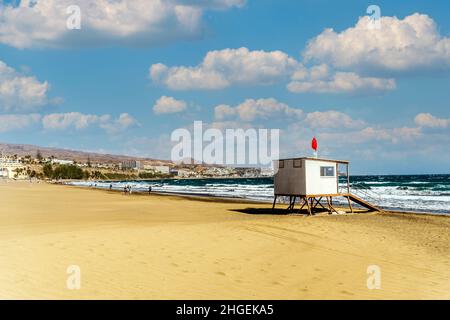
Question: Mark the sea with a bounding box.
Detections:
[68,174,450,215]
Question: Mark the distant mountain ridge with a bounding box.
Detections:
[0,142,171,165]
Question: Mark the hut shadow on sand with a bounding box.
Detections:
[230,207,331,216]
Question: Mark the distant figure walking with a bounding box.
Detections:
[129,185,132,194]
[148,186,152,194]
[123,185,128,194]
[109,184,113,191]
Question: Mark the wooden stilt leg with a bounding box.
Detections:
[299,197,306,212]
[287,196,292,210]
[313,197,327,210]
[272,195,277,211]
[347,196,353,213]
[326,197,331,214]
[327,196,339,214]
[305,197,312,216]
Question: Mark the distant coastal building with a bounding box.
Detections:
[51,159,75,165]
[177,169,194,178]
[120,160,141,170]
[143,165,170,174]
[0,156,28,179]
[260,167,274,177]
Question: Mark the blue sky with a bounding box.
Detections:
[0,0,449,174]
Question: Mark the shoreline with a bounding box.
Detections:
[61,181,449,217]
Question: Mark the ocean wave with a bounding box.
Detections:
[67,175,450,215]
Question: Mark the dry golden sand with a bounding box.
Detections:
[0,180,449,299]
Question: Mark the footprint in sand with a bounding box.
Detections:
[171,263,178,267]
[340,290,354,296]
[216,271,226,276]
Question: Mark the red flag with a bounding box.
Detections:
[311,137,318,151]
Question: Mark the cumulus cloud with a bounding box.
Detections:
[0,0,245,49]
[150,47,299,90]
[288,70,396,94]
[153,96,187,114]
[0,113,41,132]
[304,110,366,129]
[355,127,422,144]
[42,112,137,133]
[214,98,303,122]
[303,13,450,73]
[100,113,138,134]
[0,61,50,112]
[415,113,450,128]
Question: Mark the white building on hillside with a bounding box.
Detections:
[0,156,28,179]
[143,165,170,174]
[51,159,75,165]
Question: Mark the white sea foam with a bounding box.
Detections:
[67,177,450,215]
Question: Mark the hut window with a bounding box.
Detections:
[278,160,284,169]
[320,166,335,177]
[293,159,302,168]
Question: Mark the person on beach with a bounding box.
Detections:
[109,184,113,191]
[124,185,127,194]
[148,186,152,194]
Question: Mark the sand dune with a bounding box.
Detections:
[0,180,449,299]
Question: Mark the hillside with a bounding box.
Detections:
[0,142,171,165]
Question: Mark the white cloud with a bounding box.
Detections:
[415,113,450,128]
[304,110,366,129]
[303,13,450,73]
[42,112,137,133]
[100,113,138,134]
[214,98,303,122]
[0,0,245,49]
[150,47,299,90]
[288,65,396,94]
[153,96,187,114]
[317,126,423,145]
[42,112,108,130]
[0,113,41,132]
[0,61,50,112]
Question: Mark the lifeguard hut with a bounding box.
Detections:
[273,138,381,215]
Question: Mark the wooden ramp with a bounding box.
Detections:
[343,194,382,212]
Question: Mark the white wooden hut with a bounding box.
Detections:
[273,157,380,215]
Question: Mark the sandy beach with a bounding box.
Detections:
[0,180,449,299]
